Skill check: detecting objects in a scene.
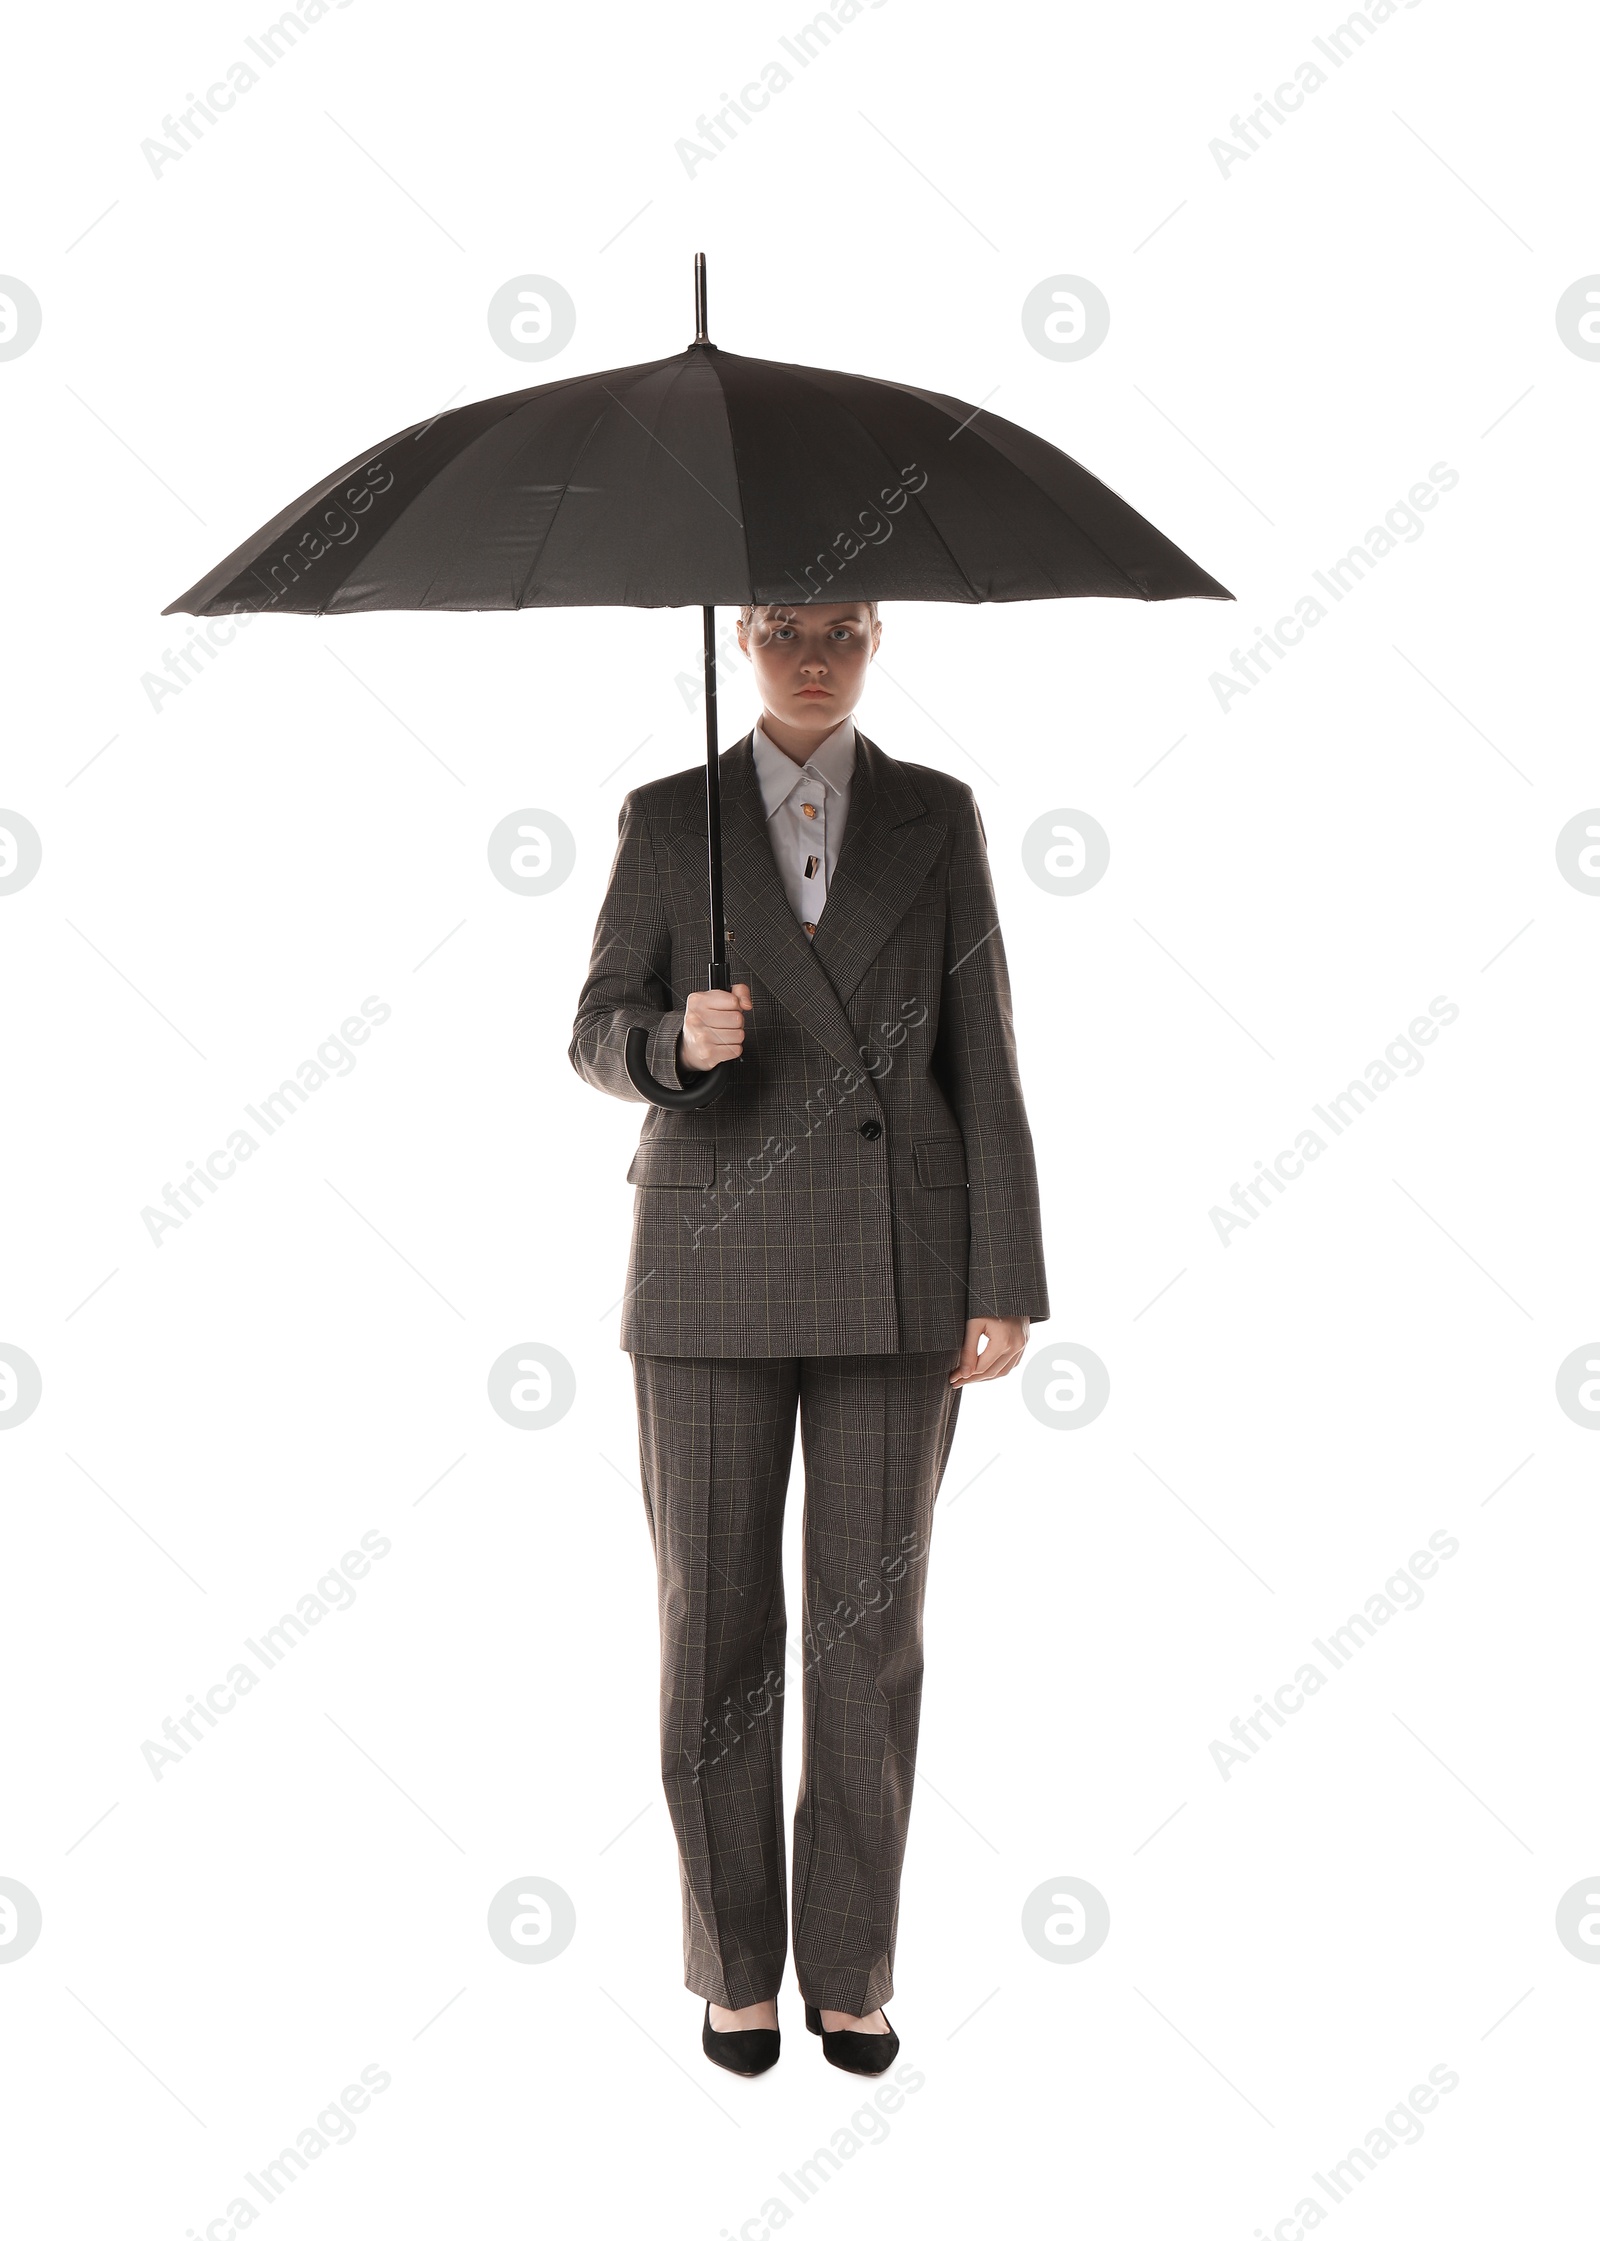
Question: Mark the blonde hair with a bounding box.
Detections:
[739,600,879,627]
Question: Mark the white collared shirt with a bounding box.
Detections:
[750,716,857,939]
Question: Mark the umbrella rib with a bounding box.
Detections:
[385,363,689,610]
[764,360,989,604]
[698,348,758,598]
[196,357,674,615]
[784,363,985,605]
[505,356,737,608]
[915,381,1145,596]
[242,388,530,614]
[839,369,1151,599]
[506,400,615,609]
[599,367,745,529]
[419,355,689,610]
[398,391,569,610]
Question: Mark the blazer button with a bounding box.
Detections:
[858,1118,883,1141]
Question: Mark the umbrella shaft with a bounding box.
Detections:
[702,604,729,992]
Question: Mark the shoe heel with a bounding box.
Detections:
[805,2004,822,2035]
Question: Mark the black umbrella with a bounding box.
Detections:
[164,254,1231,1107]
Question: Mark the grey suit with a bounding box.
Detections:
[571,730,1048,2011]
[570,729,1049,1354]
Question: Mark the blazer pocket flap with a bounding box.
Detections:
[627,1137,716,1189]
[913,1135,968,1188]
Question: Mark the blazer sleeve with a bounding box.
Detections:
[933,788,1050,1323]
[568,789,695,1101]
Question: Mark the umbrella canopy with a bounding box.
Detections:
[162,343,1229,619]
[163,256,1230,1108]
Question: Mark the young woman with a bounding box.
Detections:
[570,600,1048,2076]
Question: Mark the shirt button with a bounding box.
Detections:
[858,1118,883,1141]
[801,802,819,819]
[803,921,816,936]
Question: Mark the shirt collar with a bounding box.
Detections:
[751,716,857,818]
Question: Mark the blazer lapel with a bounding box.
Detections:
[668,731,947,1082]
[704,736,871,1084]
[810,732,947,1005]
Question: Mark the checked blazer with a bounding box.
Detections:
[569,729,1050,1356]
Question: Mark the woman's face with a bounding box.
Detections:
[737,602,880,741]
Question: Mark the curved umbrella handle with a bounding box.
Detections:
[624,1024,733,1109]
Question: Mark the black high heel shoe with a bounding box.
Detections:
[702,2001,781,2076]
[804,2003,900,2075]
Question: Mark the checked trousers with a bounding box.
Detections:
[631,1350,963,2016]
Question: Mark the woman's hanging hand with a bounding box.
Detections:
[950,1317,1029,1387]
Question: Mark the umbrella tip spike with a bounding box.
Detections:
[693,251,709,347]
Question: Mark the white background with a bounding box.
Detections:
[3,1,1597,2234]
